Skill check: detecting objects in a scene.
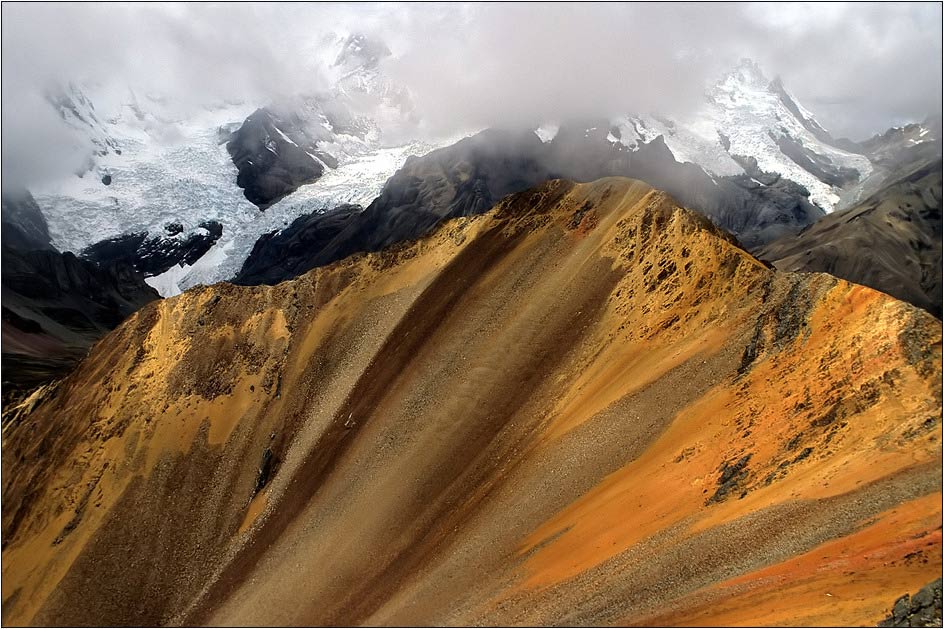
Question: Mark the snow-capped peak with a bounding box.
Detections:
[333,33,391,72]
[534,123,559,143]
[44,82,123,174]
[636,59,872,212]
[723,58,772,90]
[30,31,450,298]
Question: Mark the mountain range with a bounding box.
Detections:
[1,29,941,628]
[22,41,940,302]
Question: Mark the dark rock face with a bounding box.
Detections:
[82,221,223,277]
[226,108,337,209]
[774,134,860,187]
[1,246,159,393]
[236,125,824,286]
[333,33,391,71]
[235,205,362,285]
[1,188,54,253]
[707,454,752,504]
[769,77,841,148]
[878,578,943,627]
[0,190,155,393]
[760,158,942,317]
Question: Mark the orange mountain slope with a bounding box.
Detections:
[2,177,940,626]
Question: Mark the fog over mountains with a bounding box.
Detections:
[1,4,942,627]
[2,3,941,186]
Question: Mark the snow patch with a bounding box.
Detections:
[624,63,873,212]
[144,263,190,298]
[273,126,298,147]
[534,123,559,143]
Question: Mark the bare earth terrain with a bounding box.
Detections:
[2,178,940,626]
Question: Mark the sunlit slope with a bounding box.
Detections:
[2,178,940,626]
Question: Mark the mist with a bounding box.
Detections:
[2,2,941,186]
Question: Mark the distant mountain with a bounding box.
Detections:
[622,59,875,212]
[17,41,941,299]
[836,117,942,209]
[760,152,942,317]
[223,33,416,210]
[234,58,934,287]
[234,123,823,285]
[26,33,443,297]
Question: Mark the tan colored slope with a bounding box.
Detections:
[1,178,940,627]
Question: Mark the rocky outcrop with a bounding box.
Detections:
[3,178,939,626]
[879,579,943,627]
[82,220,224,277]
[226,109,333,210]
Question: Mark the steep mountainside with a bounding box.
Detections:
[1,247,159,393]
[1,189,161,394]
[760,158,942,317]
[3,178,939,626]
[1,189,54,253]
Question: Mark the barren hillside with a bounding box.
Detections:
[2,178,940,626]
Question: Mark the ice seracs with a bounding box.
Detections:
[30,32,456,298]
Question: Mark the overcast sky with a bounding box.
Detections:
[2,2,941,184]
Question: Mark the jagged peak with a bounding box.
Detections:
[722,57,771,89]
[332,32,391,71]
[766,74,834,141]
[490,177,747,253]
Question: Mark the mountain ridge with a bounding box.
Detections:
[3,177,939,627]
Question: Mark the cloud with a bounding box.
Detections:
[2,2,941,185]
[383,2,942,138]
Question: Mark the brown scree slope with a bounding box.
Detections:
[1,178,941,626]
